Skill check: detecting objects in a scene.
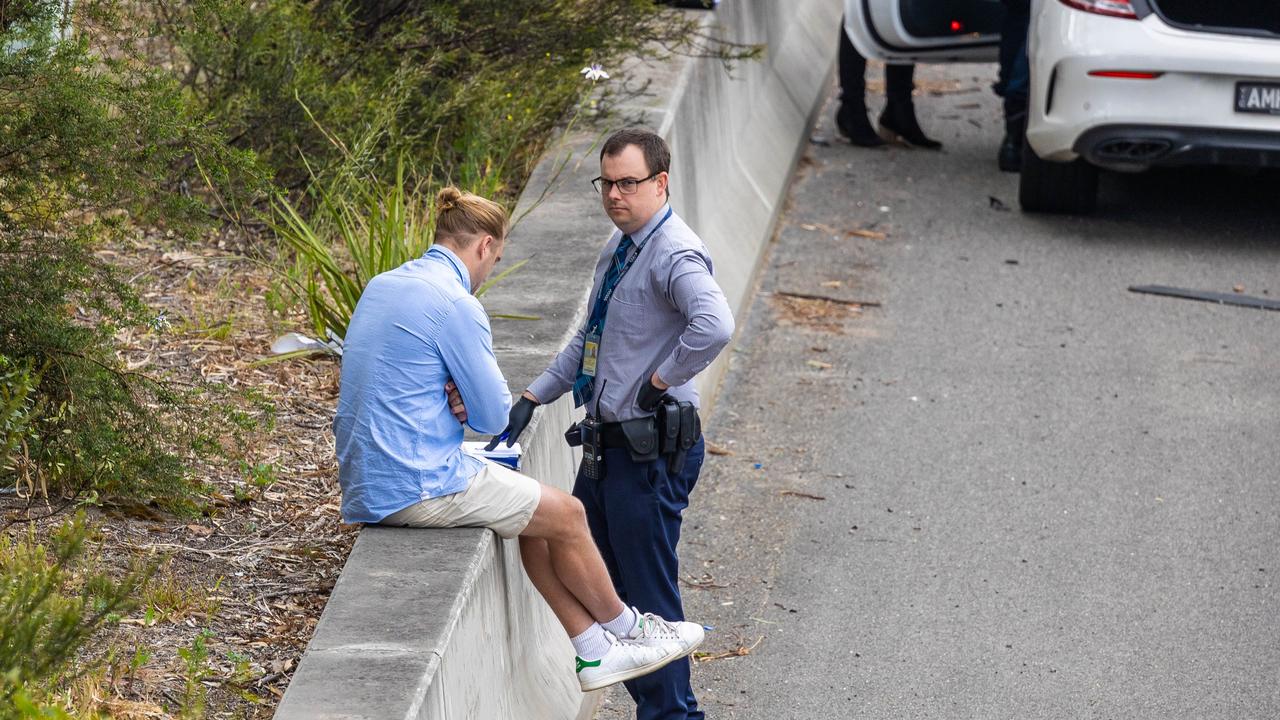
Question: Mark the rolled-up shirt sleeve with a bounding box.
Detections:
[655,251,735,388]
[527,321,587,404]
[437,296,511,434]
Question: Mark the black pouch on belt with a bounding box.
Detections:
[564,422,583,447]
[619,416,660,463]
[659,399,700,474]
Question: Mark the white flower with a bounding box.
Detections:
[580,64,610,82]
[149,310,171,333]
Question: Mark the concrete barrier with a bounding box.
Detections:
[274,1,840,718]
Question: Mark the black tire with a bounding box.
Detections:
[1018,142,1099,214]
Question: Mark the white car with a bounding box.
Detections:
[844,0,1280,213]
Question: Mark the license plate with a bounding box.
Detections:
[1236,82,1280,115]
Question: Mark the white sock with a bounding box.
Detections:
[570,623,613,661]
[600,605,639,640]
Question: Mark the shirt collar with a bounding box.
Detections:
[426,244,471,293]
[627,203,672,241]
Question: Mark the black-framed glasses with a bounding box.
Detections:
[592,173,659,195]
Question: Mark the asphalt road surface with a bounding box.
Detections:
[596,63,1280,719]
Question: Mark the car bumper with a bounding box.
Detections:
[1027,3,1280,165]
[1073,124,1280,171]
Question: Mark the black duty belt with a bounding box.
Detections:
[597,421,635,449]
[568,402,701,477]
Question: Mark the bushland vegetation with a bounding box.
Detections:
[1,0,753,715]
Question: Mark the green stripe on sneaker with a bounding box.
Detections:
[575,657,602,674]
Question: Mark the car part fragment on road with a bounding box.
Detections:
[1128,285,1280,312]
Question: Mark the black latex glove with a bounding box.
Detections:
[486,396,538,450]
[636,379,671,413]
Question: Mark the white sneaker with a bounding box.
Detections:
[623,612,705,656]
[576,635,691,692]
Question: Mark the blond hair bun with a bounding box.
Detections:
[433,186,508,248]
[436,186,463,213]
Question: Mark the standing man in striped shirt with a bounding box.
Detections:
[491,128,735,720]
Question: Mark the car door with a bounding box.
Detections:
[844,0,1004,63]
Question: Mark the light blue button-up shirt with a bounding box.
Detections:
[334,245,511,524]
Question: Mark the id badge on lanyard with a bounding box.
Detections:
[582,330,601,378]
[580,207,672,384]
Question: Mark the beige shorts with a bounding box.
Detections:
[380,461,542,539]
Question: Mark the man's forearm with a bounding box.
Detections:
[526,325,586,403]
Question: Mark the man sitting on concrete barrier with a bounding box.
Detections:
[492,128,735,720]
[333,186,705,692]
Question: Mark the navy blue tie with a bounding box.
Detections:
[573,234,633,406]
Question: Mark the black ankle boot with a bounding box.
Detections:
[878,98,942,150]
[836,104,886,147]
[997,134,1022,172]
[998,111,1027,173]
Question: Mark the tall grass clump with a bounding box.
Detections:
[272,156,438,343]
[271,150,527,346]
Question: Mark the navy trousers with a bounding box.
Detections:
[574,437,706,720]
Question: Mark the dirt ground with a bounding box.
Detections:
[2,226,358,718]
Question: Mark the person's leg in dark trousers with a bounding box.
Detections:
[573,439,707,720]
[996,0,1031,171]
[836,19,885,147]
[878,61,941,149]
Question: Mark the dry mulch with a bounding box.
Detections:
[768,292,863,334]
[2,225,358,718]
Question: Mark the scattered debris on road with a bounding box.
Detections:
[705,441,735,456]
[1129,285,1280,312]
[847,228,887,240]
[774,290,881,307]
[694,637,764,663]
[989,196,1010,211]
[681,574,729,590]
[780,490,826,501]
[770,291,870,333]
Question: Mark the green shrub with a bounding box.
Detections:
[0,1,269,507]
[155,0,756,195]
[0,229,199,505]
[0,0,267,231]
[0,356,41,481]
[0,513,153,718]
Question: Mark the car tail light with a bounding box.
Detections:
[1059,0,1138,19]
[1088,70,1163,79]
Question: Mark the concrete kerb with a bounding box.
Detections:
[273,2,841,718]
